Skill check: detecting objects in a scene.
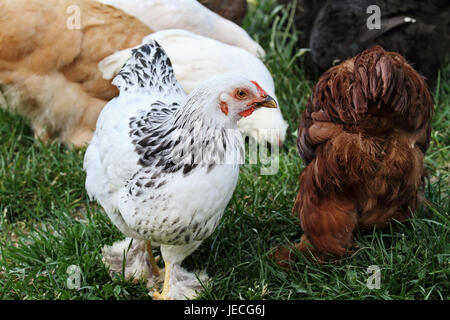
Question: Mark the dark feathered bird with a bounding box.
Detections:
[275,46,434,263]
[281,0,449,87]
[198,0,248,25]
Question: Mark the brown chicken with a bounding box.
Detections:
[0,0,151,146]
[276,46,433,263]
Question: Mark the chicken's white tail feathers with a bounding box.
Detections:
[112,41,184,96]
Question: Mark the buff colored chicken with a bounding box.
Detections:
[0,0,151,146]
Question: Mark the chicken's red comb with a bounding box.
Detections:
[250,80,268,97]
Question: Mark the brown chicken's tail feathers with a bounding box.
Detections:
[112,41,184,96]
[313,46,433,130]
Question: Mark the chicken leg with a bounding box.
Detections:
[152,261,171,300]
[145,240,161,277]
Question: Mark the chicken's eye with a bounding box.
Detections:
[235,89,248,99]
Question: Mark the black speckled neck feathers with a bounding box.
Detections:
[112,41,184,97]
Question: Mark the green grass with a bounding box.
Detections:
[0,0,448,300]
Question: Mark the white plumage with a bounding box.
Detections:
[99,29,288,146]
[85,40,277,299]
[94,0,264,57]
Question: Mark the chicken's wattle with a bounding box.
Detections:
[239,107,255,117]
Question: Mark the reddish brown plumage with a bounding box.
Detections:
[276,46,433,264]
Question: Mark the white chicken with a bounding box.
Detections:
[99,29,288,146]
[84,40,277,299]
[94,0,265,57]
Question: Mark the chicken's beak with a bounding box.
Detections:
[254,95,277,109]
